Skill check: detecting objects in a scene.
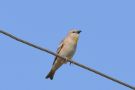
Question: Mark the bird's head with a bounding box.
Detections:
[69,29,81,37]
[68,29,82,42]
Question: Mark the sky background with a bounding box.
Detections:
[0,0,135,90]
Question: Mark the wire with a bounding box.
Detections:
[0,30,135,90]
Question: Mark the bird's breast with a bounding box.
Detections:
[60,40,77,58]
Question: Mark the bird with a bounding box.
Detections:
[45,29,81,80]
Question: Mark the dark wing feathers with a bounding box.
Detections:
[52,39,64,65]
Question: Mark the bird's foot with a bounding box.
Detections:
[69,62,72,65]
[64,57,72,65]
[69,58,72,65]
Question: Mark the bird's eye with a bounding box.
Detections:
[72,31,76,33]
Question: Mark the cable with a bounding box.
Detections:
[0,30,135,90]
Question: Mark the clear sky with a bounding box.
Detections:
[0,0,135,90]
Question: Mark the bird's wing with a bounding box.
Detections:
[52,39,65,65]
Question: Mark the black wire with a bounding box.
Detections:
[0,30,135,90]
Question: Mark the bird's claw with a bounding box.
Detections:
[65,57,72,65]
[69,62,72,65]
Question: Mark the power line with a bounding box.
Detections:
[0,30,135,90]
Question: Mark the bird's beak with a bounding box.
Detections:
[77,30,82,34]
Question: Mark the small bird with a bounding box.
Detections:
[46,29,81,80]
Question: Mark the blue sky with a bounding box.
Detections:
[0,0,135,90]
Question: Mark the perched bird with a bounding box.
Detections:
[46,29,81,80]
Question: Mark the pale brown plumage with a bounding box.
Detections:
[46,29,81,80]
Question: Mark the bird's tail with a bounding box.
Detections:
[45,69,55,80]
